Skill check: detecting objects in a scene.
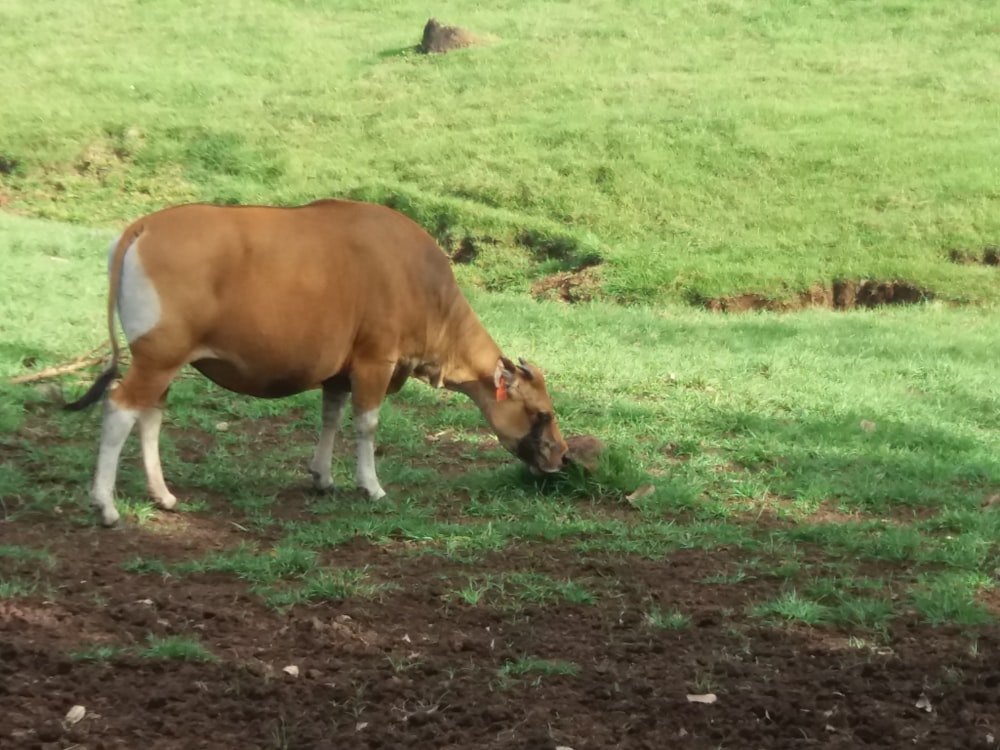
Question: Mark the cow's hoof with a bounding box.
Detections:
[309,470,335,493]
[98,507,121,527]
[154,494,178,511]
[355,486,386,501]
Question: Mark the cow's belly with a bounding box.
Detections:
[190,357,331,399]
[187,318,354,398]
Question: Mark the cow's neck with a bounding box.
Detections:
[439,301,503,416]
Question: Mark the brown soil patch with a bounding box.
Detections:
[700,279,934,313]
[531,266,603,303]
[2,513,998,749]
[2,411,998,748]
[442,235,496,265]
[419,18,481,54]
[948,246,1000,266]
[74,141,127,180]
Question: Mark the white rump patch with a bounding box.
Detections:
[111,235,161,344]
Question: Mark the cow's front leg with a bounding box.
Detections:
[350,364,393,500]
[308,382,349,491]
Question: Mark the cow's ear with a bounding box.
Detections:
[516,357,536,381]
[494,357,518,400]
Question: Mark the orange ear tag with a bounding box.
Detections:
[496,379,508,401]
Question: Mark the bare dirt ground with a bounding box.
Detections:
[2,495,998,750]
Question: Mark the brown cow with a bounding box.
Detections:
[67,199,568,526]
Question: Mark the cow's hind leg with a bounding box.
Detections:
[308,378,350,492]
[350,363,394,501]
[92,398,138,527]
[91,362,177,526]
[138,388,177,510]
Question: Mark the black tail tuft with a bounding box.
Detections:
[64,365,120,411]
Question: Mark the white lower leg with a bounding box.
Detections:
[92,399,139,526]
[138,407,176,509]
[309,391,348,490]
[354,409,386,500]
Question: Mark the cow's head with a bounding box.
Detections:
[490,357,568,474]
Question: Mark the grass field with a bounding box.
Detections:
[3,209,1000,625]
[2,0,999,303]
[2,1,1000,746]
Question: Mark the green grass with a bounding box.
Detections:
[121,546,389,612]
[497,657,580,687]
[255,568,395,612]
[71,639,222,663]
[140,635,218,662]
[1,0,999,304]
[909,573,994,627]
[804,577,896,630]
[0,577,37,598]
[645,607,692,630]
[4,287,1000,626]
[0,545,55,567]
[451,572,596,609]
[69,644,128,662]
[751,590,830,626]
[178,544,319,584]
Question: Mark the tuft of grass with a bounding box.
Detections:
[750,590,830,626]
[831,596,895,630]
[805,577,895,630]
[453,579,490,606]
[451,572,596,609]
[497,657,579,687]
[701,570,752,585]
[645,607,691,629]
[0,545,55,567]
[258,567,394,611]
[909,573,994,627]
[175,543,319,584]
[523,442,650,502]
[139,634,218,662]
[122,557,171,575]
[0,576,36,598]
[501,572,596,606]
[70,644,127,662]
[115,499,159,526]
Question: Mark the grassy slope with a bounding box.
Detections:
[1,0,999,302]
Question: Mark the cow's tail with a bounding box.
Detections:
[64,228,140,411]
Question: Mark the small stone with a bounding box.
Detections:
[686,693,718,704]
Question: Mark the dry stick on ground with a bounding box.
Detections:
[8,344,109,385]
